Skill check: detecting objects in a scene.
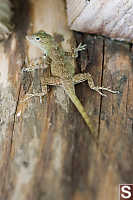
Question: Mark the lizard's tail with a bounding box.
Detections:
[64,86,95,137]
[63,85,108,158]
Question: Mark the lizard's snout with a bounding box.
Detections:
[25,35,32,41]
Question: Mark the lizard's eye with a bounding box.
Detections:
[35,37,40,41]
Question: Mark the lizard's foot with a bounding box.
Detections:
[22,66,44,72]
[64,43,86,58]
[91,86,119,97]
[21,84,48,103]
[74,43,87,58]
[22,56,50,72]
[21,92,47,103]
[75,43,87,52]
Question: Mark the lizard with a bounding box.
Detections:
[26,30,119,140]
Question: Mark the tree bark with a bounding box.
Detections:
[0,1,133,200]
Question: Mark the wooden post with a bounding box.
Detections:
[0,1,133,200]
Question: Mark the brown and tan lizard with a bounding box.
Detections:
[26,30,119,139]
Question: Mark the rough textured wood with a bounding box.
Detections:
[74,33,133,200]
[66,0,133,42]
[0,0,133,200]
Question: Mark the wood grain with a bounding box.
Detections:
[0,0,133,200]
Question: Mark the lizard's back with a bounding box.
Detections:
[49,44,75,80]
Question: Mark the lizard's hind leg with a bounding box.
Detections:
[22,85,48,103]
[73,73,119,96]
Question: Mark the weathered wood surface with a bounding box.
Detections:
[66,0,133,42]
[0,0,133,200]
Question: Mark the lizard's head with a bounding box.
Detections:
[26,30,53,50]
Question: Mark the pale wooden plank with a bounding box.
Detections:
[66,0,133,42]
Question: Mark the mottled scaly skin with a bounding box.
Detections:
[26,31,119,138]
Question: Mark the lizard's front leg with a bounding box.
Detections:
[73,73,119,96]
[23,56,52,72]
[22,56,52,103]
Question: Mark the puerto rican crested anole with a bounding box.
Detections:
[26,31,119,140]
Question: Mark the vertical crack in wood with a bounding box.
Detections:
[129,42,132,52]
[125,72,129,115]
[9,84,21,155]
[128,42,132,116]
[97,39,105,139]
[8,0,31,155]
[121,42,132,135]
[125,42,131,128]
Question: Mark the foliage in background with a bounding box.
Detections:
[0,0,14,41]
